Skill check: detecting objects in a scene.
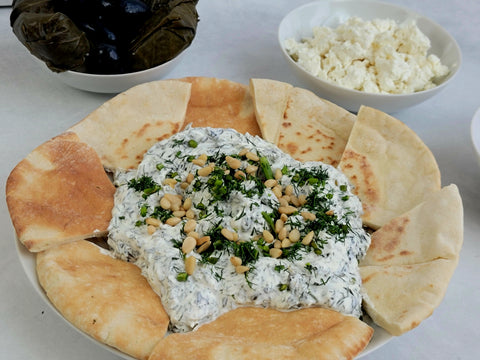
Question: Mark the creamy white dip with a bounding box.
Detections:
[107,127,370,332]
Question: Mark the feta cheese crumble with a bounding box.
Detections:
[284,17,449,94]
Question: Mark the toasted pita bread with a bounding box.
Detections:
[69,80,191,170]
[359,185,463,336]
[338,106,441,229]
[277,87,356,166]
[36,240,170,360]
[360,258,458,336]
[149,307,373,360]
[6,132,115,252]
[249,78,293,143]
[360,184,463,266]
[179,77,262,136]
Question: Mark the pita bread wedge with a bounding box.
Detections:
[37,240,170,360]
[69,80,191,170]
[360,258,458,336]
[277,87,356,166]
[249,78,293,143]
[360,184,463,266]
[149,307,373,360]
[359,184,463,336]
[6,132,115,252]
[338,106,441,229]
[179,77,262,136]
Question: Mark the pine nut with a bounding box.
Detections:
[221,228,235,241]
[185,256,196,275]
[182,236,197,254]
[246,152,259,162]
[269,248,282,258]
[278,227,287,241]
[186,173,195,183]
[301,231,315,245]
[264,179,277,188]
[232,231,239,241]
[279,197,289,207]
[192,154,207,166]
[280,213,288,222]
[275,219,284,234]
[164,194,182,207]
[180,182,190,190]
[279,205,297,215]
[245,165,258,174]
[238,148,249,156]
[197,240,211,253]
[325,210,335,216]
[183,219,197,234]
[164,178,177,188]
[282,238,292,248]
[188,231,200,240]
[183,197,192,210]
[273,240,282,249]
[263,230,274,243]
[235,265,250,274]
[301,211,316,221]
[230,256,242,267]
[274,168,283,180]
[284,184,294,196]
[160,197,171,210]
[173,210,186,218]
[290,195,301,207]
[225,156,242,169]
[185,209,196,219]
[289,229,301,243]
[166,217,182,226]
[197,235,210,245]
[198,164,214,177]
[272,185,283,198]
[234,170,246,180]
[147,225,156,235]
[298,194,307,206]
[146,217,161,227]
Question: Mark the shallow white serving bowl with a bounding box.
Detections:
[48,50,186,94]
[471,107,480,167]
[278,0,462,113]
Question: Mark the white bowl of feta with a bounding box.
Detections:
[278,0,462,113]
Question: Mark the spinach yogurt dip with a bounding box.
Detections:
[107,126,371,332]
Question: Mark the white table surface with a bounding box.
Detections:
[1,0,479,359]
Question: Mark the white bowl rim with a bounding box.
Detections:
[278,0,462,99]
[471,107,480,157]
[63,52,183,79]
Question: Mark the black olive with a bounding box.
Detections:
[84,43,128,74]
[76,20,118,44]
[99,0,150,35]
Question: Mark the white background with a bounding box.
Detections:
[1,0,479,359]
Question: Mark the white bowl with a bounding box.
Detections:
[471,107,480,167]
[49,50,186,94]
[278,0,462,113]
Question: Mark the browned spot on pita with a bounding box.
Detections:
[286,142,299,155]
[300,147,313,154]
[340,149,378,217]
